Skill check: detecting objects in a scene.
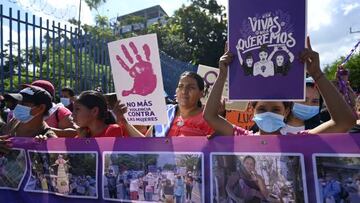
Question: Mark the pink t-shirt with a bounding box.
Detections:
[45,106,72,128]
[167,111,214,137]
[233,126,254,136]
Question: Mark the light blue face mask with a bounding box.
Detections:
[60,97,71,106]
[13,104,34,123]
[292,103,319,120]
[253,112,285,133]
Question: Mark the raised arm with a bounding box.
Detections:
[268,45,279,60]
[203,51,235,136]
[282,45,294,62]
[300,37,356,134]
[236,39,244,65]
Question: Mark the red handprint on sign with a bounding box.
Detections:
[116,41,157,97]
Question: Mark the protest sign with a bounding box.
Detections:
[225,105,255,130]
[197,64,248,111]
[211,153,308,202]
[228,0,306,100]
[313,154,360,203]
[108,34,168,125]
[1,134,359,203]
[0,148,26,191]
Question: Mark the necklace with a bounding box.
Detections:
[176,119,184,127]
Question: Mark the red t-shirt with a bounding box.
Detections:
[167,111,214,137]
[45,106,72,128]
[92,124,128,137]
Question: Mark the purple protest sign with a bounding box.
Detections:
[228,0,306,100]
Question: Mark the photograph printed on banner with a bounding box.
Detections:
[103,152,204,202]
[24,151,98,199]
[0,148,26,190]
[313,154,360,203]
[211,153,307,203]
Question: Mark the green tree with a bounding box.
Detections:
[323,51,360,91]
[178,155,201,172]
[163,163,176,171]
[148,0,227,66]
[84,0,106,13]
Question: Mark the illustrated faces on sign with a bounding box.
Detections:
[276,55,285,66]
[259,50,268,61]
[245,56,254,67]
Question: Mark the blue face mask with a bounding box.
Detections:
[253,112,285,133]
[60,97,71,106]
[13,104,34,123]
[292,103,319,120]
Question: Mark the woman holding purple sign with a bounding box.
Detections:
[204,37,356,136]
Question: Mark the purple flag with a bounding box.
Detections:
[228,0,306,100]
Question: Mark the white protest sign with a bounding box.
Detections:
[108,34,168,125]
[197,64,248,111]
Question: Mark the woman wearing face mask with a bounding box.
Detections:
[280,77,323,134]
[60,87,76,112]
[204,37,356,136]
[150,71,214,137]
[0,86,57,153]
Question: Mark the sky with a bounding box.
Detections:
[1,0,360,67]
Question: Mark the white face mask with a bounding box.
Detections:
[60,97,71,106]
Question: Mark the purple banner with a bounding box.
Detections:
[0,134,359,202]
[228,0,306,100]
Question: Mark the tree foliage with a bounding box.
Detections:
[323,51,360,92]
[147,0,227,66]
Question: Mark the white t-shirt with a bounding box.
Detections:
[129,179,139,192]
[280,124,305,135]
[253,60,274,77]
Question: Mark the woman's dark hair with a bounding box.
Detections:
[61,87,75,97]
[179,71,205,107]
[259,44,268,53]
[250,101,293,110]
[245,52,253,59]
[76,90,111,123]
[243,155,256,164]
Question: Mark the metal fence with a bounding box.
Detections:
[0,4,197,99]
[0,4,114,96]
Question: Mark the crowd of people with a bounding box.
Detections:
[26,154,97,197]
[0,30,358,203]
[0,37,358,143]
[104,169,197,202]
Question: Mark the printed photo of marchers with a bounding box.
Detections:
[24,151,98,199]
[103,152,204,203]
[314,154,360,203]
[211,153,307,203]
[0,149,26,190]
